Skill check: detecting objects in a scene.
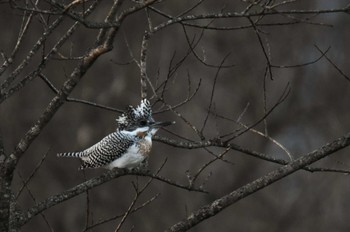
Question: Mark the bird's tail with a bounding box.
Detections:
[57,151,83,158]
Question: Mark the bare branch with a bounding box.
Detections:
[166,131,350,232]
[140,32,150,99]
[0,0,38,76]
[39,74,124,113]
[152,6,350,32]
[222,82,291,142]
[247,17,273,80]
[139,32,157,99]
[155,136,350,174]
[189,148,231,188]
[15,168,206,227]
[83,194,159,231]
[315,45,350,83]
[15,149,50,200]
[16,172,54,232]
[200,54,231,135]
[0,15,65,94]
[271,46,330,68]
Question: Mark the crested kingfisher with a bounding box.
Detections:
[58,99,173,170]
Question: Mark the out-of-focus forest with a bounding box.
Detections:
[1,0,350,231]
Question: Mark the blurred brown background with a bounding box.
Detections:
[1,0,350,231]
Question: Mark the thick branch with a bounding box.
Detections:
[15,169,204,227]
[3,24,115,232]
[0,134,11,232]
[166,132,350,231]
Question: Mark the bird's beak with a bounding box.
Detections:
[150,121,175,128]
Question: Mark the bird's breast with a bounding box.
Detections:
[136,139,152,157]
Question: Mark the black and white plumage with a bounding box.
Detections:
[58,99,173,170]
[116,99,153,130]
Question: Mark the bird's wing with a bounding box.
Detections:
[79,132,136,169]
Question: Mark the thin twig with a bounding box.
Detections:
[83,194,159,231]
[222,82,291,142]
[115,159,166,231]
[15,148,51,200]
[17,168,206,227]
[314,45,350,83]
[190,148,231,187]
[17,172,54,232]
[39,74,123,113]
[200,53,231,136]
[247,16,273,80]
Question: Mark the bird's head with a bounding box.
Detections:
[116,99,153,130]
[116,99,174,135]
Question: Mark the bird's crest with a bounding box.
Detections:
[116,99,153,130]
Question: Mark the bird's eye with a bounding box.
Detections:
[139,120,147,126]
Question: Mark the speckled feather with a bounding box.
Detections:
[116,99,153,130]
[58,131,139,169]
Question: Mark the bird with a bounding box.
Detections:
[57,99,174,170]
